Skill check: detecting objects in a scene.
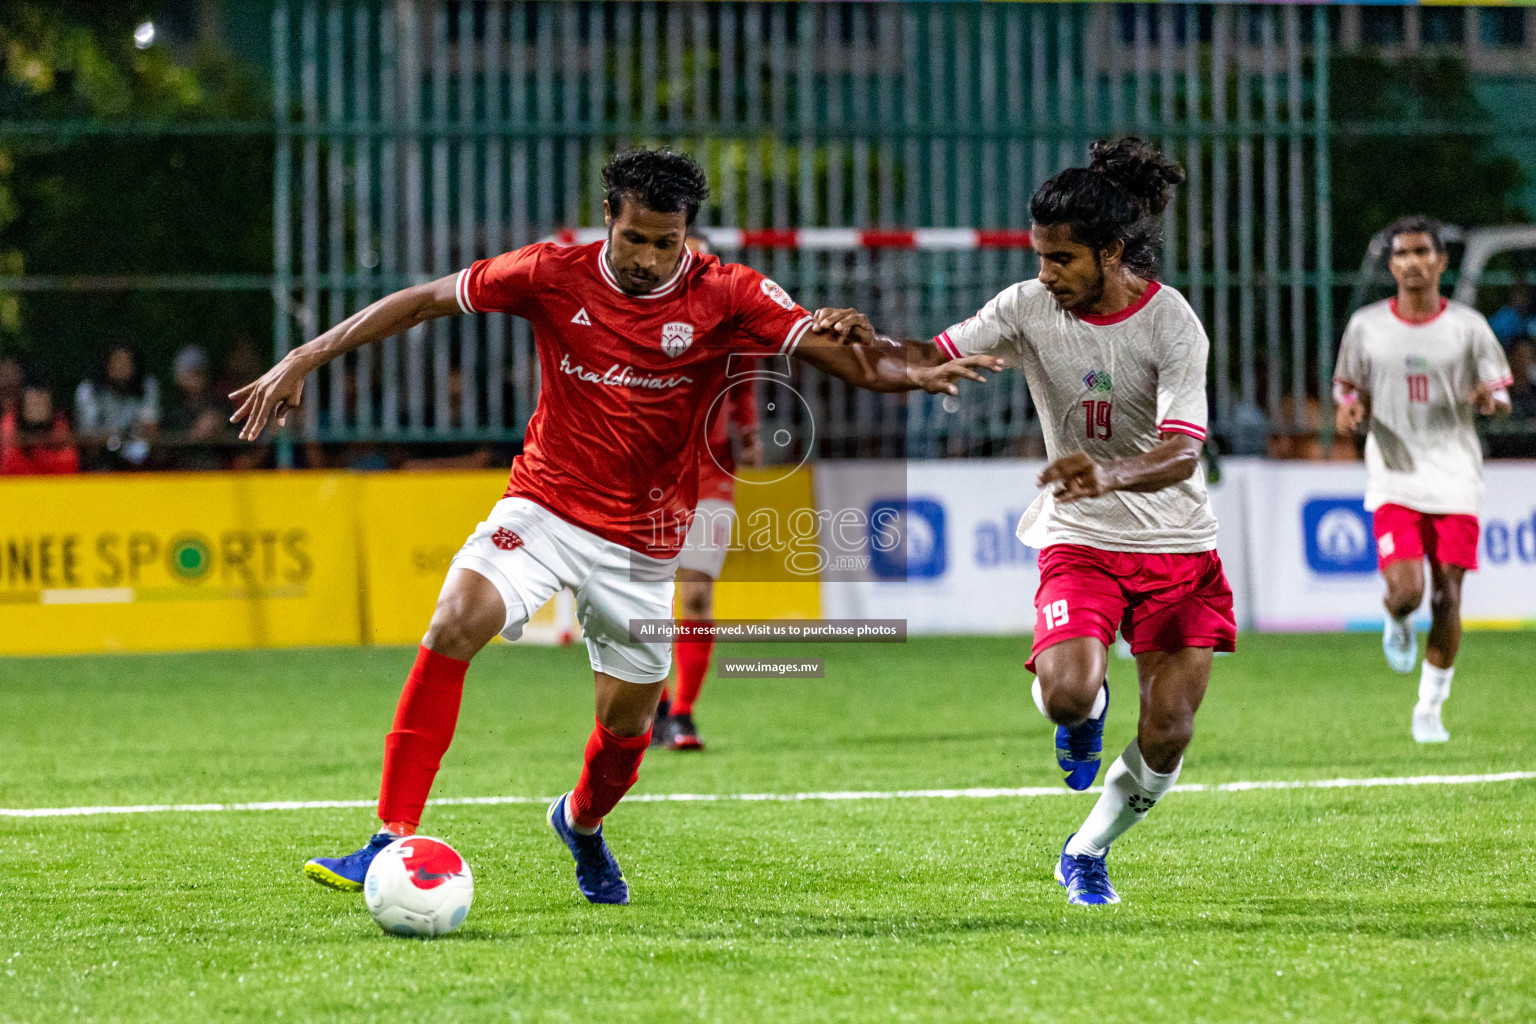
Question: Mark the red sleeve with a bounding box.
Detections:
[727,386,759,432]
[727,265,816,356]
[456,243,549,317]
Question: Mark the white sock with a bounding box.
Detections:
[1031,678,1107,722]
[1064,740,1181,858]
[1416,662,1453,714]
[564,795,599,836]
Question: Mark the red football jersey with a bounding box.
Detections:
[457,240,813,556]
[697,385,759,504]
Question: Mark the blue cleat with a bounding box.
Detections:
[1054,835,1121,906]
[547,793,630,905]
[1055,681,1108,791]
[304,832,398,892]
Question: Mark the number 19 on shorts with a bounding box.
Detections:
[1043,599,1070,630]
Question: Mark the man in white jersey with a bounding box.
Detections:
[928,139,1236,906]
[1334,216,1511,743]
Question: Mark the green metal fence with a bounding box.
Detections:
[264,1,1340,459]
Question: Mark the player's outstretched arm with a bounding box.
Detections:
[1039,433,1204,505]
[796,308,1002,394]
[230,274,464,440]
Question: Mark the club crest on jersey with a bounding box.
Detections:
[660,322,694,359]
[760,278,796,311]
[1083,370,1114,394]
[1405,355,1429,371]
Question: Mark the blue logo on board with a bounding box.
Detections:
[868,498,947,580]
[1302,497,1375,574]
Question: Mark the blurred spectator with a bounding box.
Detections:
[75,343,159,470]
[218,338,272,471]
[401,368,495,471]
[1,381,79,475]
[0,358,22,417]
[1489,283,1536,352]
[219,334,266,400]
[161,345,230,471]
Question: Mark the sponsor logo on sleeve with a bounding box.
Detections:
[760,278,796,311]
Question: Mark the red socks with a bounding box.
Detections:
[568,719,651,830]
[670,624,714,716]
[377,645,469,830]
[378,649,653,833]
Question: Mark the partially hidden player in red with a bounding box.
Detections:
[652,230,760,752]
[1334,216,1511,743]
[230,149,999,905]
[855,138,1236,906]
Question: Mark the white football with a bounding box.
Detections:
[363,836,474,937]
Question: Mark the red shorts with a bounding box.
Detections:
[1372,503,1479,572]
[1028,544,1237,673]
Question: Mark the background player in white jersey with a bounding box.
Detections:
[927,138,1237,905]
[1334,216,1511,743]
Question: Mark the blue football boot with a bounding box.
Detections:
[1056,681,1108,791]
[547,793,630,905]
[1054,835,1121,906]
[304,832,398,892]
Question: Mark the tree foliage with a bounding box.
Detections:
[1330,50,1527,266]
[0,3,270,394]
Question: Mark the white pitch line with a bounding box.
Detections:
[2,771,1533,821]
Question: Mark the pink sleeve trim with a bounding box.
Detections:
[1485,375,1515,390]
[1158,419,1207,440]
[455,268,478,315]
[780,316,815,356]
[934,331,961,359]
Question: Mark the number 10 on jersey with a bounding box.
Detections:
[1406,374,1429,403]
[1082,399,1113,440]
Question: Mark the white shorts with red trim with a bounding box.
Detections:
[449,497,675,683]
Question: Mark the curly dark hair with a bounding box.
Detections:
[1029,137,1186,278]
[601,148,710,226]
[1383,215,1446,255]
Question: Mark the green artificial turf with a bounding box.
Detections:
[2,634,1534,1023]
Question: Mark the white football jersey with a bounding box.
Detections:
[1334,298,1512,516]
[937,278,1217,553]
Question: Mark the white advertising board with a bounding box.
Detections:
[816,459,1249,635]
[1240,460,1536,631]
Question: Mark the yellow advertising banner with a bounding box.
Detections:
[356,468,823,644]
[0,473,363,655]
[0,467,823,656]
[713,465,823,621]
[355,471,509,646]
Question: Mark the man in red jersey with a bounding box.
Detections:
[232,149,997,905]
[652,231,762,751]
